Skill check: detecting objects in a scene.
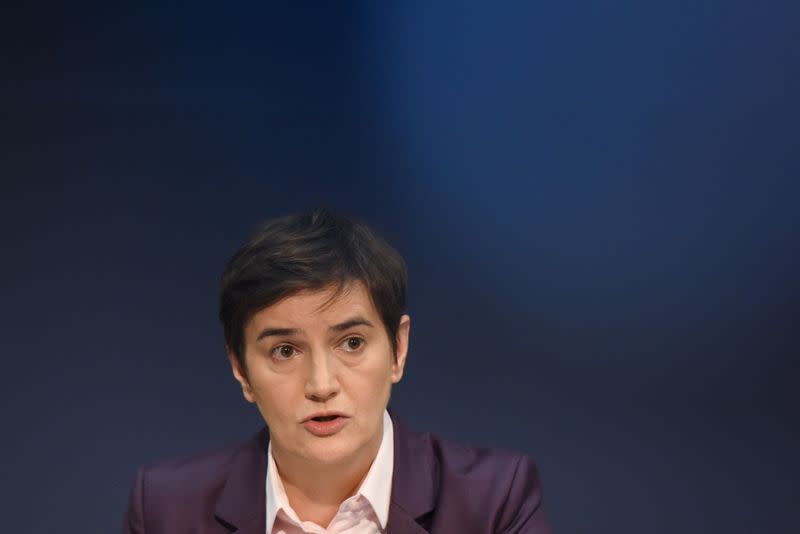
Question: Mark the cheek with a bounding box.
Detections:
[250,377,300,425]
[347,355,395,402]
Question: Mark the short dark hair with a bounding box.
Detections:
[219,208,408,371]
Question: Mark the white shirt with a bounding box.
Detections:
[265,410,394,534]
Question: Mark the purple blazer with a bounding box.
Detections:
[122,413,552,533]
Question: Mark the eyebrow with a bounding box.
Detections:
[330,316,375,332]
[256,316,375,341]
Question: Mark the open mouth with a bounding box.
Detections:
[311,415,340,422]
[302,414,348,436]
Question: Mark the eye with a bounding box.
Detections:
[271,344,298,360]
[341,336,365,352]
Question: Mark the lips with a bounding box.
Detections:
[303,411,347,423]
[302,412,349,436]
[309,414,339,422]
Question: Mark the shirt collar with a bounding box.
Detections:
[265,409,394,533]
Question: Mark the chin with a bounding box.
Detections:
[302,436,364,465]
[309,445,357,465]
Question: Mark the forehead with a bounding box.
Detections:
[246,282,378,332]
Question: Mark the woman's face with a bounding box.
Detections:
[229,281,409,468]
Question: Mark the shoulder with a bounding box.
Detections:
[138,434,254,497]
[428,430,544,503]
[392,416,550,533]
[395,415,541,492]
[122,428,267,532]
[428,433,548,533]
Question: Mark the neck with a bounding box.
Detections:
[271,430,383,528]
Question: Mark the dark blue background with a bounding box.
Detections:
[2,2,798,532]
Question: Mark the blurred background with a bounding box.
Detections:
[2,2,798,532]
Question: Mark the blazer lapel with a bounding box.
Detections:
[388,503,431,534]
[211,415,436,534]
[214,427,269,533]
[388,413,436,534]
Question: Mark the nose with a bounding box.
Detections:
[304,351,340,403]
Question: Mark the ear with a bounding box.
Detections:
[228,351,256,403]
[390,314,411,384]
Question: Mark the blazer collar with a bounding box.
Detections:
[388,411,436,533]
[213,413,436,534]
[214,427,268,533]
